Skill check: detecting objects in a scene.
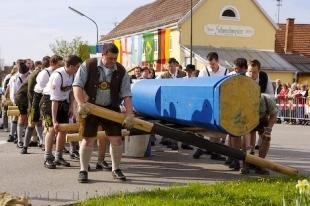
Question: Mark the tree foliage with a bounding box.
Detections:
[50,37,90,61]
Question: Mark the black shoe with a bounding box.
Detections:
[70,151,80,159]
[112,169,126,181]
[193,149,204,159]
[78,171,88,183]
[20,147,27,154]
[229,159,240,171]
[44,159,56,169]
[248,163,257,170]
[96,161,112,171]
[225,157,233,165]
[7,135,14,142]
[210,153,226,161]
[63,148,69,154]
[54,158,70,167]
[17,142,23,148]
[181,144,193,150]
[240,167,250,175]
[159,138,169,145]
[170,143,178,150]
[255,145,260,150]
[255,167,270,175]
[28,141,38,147]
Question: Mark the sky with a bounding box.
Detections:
[0,0,309,65]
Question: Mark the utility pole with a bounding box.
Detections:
[190,0,193,65]
[276,0,282,24]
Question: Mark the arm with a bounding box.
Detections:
[68,91,75,118]
[73,86,85,105]
[123,96,133,114]
[52,100,59,132]
[267,114,277,129]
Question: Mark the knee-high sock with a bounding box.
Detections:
[23,126,35,147]
[110,144,123,171]
[10,121,17,136]
[80,145,92,171]
[17,123,26,143]
[35,125,44,145]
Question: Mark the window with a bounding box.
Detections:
[222,9,236,17]
[220,6,240,20]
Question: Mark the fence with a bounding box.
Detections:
[276,96,310,124]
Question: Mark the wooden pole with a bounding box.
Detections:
[84,103,298,176]
[245,154,297,176]
[86,103,154,133]
[58,123,79,133]
[8,106,18,110]
[7,110,20,117]
[66,131,106,142]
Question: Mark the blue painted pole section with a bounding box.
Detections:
[132,76,230,133]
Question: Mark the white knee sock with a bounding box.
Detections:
[17,123,26,143]
[80,145,92,172]
[110,144,123,171]
[35,125,44,145]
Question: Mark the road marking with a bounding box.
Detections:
[0,140,7,145]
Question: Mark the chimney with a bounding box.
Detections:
[284,18,295,54]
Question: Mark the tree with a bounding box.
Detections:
[49,37,90,61]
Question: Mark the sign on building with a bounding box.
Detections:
[204,24,255,38]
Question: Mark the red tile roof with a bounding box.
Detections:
[101,0,200,41]
[275,24,310,57]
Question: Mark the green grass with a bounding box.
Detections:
[78,176,308,206]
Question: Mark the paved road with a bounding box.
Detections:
[0,124,309,206]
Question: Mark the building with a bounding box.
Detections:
[101,0,296,83]
[275,18,310,84]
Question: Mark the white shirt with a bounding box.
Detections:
[2,74,11,88]
[48,67,74,101]
[34,67,53,93]
[8,72,28,103]
[198,65,228,77]
[228,71,237,76]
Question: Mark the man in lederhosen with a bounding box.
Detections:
[73,43,133,183]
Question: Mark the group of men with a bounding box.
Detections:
[1,43,276,185]
[2,43,133,183]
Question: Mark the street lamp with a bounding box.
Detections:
[68,6,99,44]
[190,0,193,65]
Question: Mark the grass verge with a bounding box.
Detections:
[77,176,308,206]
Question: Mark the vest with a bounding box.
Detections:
[259,71,268,93]
[84,58,126,109]
[27,68,41,100]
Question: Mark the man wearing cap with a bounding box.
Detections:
[184,64,198,78]
[73,43,133,183]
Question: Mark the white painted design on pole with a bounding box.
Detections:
[204,24,255,37]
